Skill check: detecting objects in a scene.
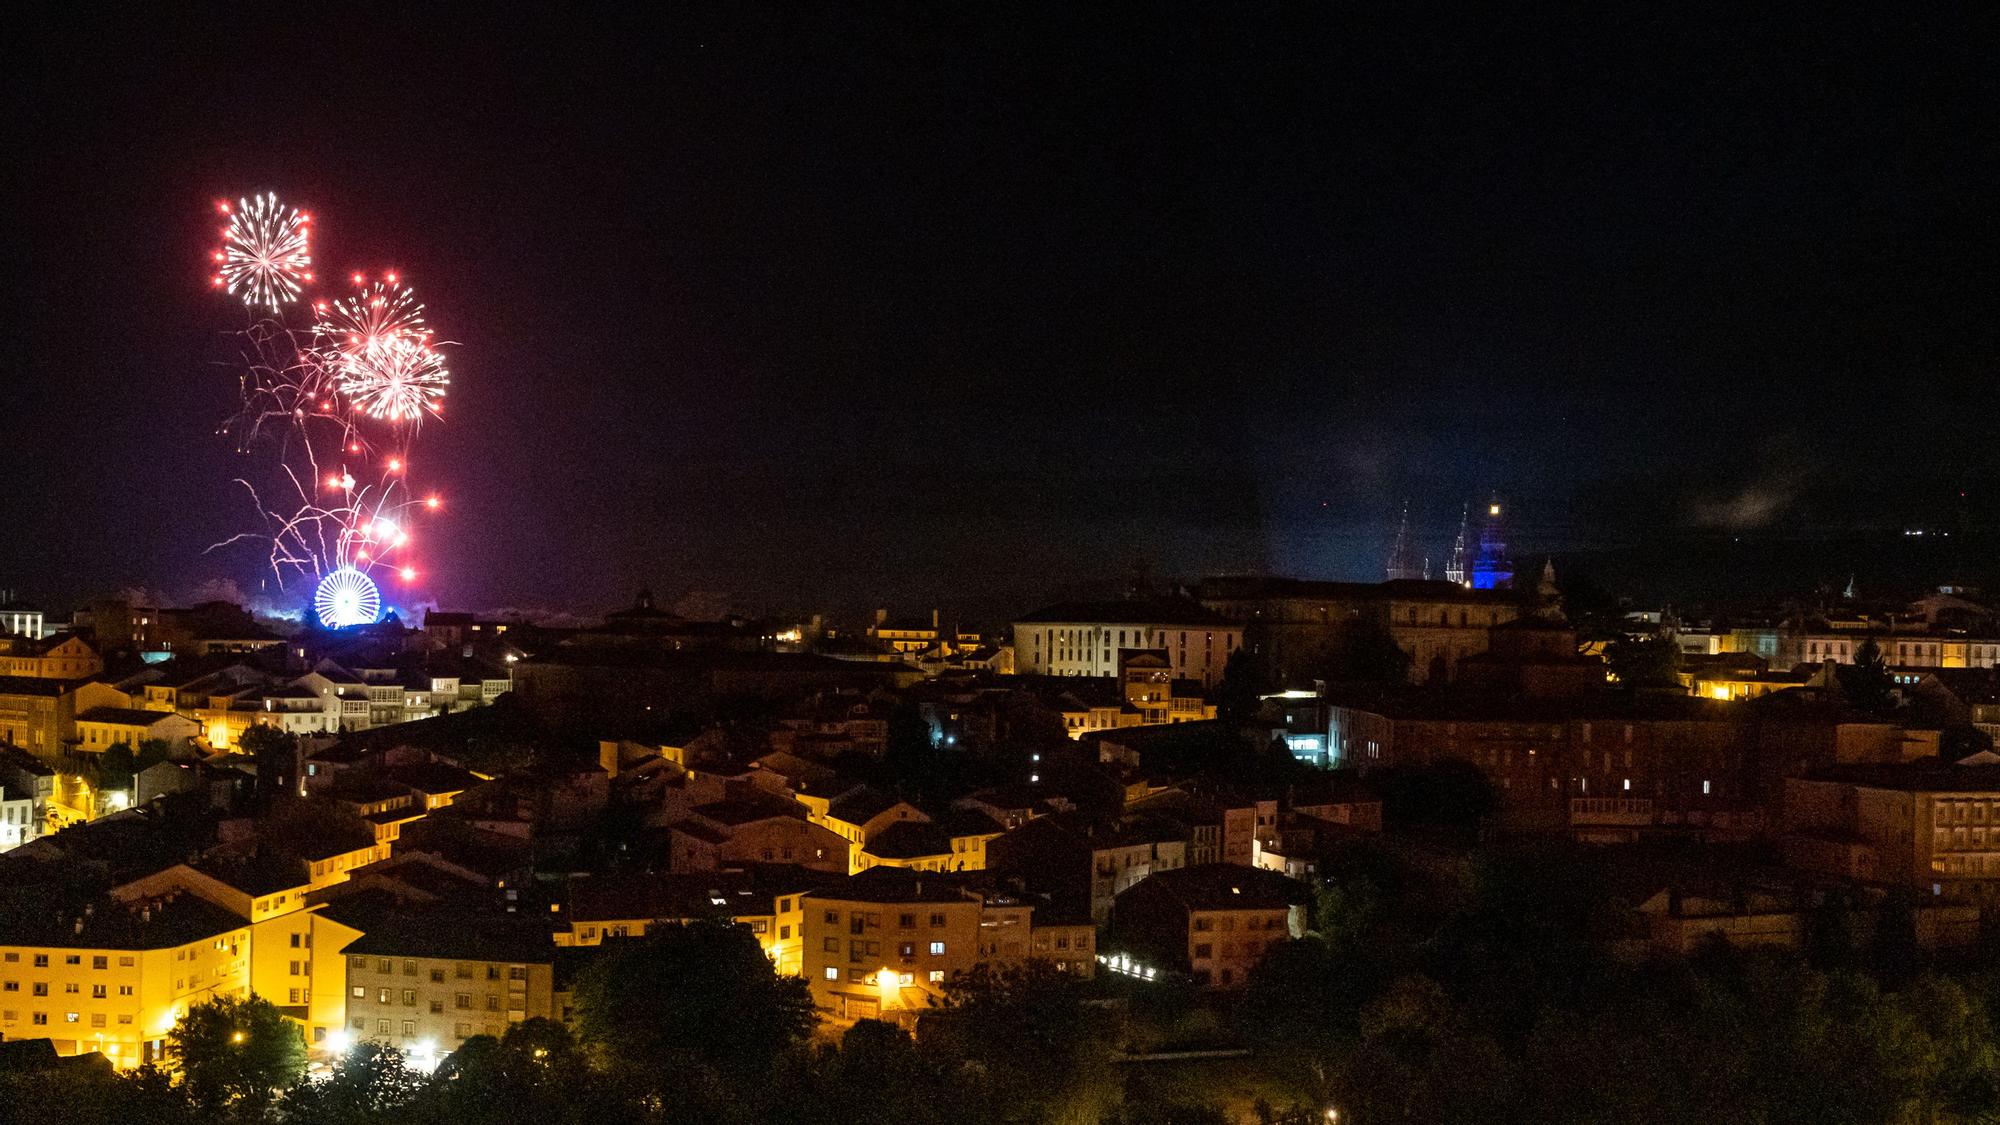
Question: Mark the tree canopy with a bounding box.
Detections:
[168,993,307,1116]
[571,919,815,1091]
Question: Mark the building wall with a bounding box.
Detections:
[1328,705,1395,768]
[0,681,127,759]
[1187,906,1290,988]
[341,952,554,1062]
[949,830,999,872]
[1347,704,1788,833]
[672,817,848,874]
[1011,622,1242,688]
[76,713,200,752]
[1089,840,1187,924]
[1775,632,2000,670]
[801,894,983,1022]
[1028,922,1096,976]
[976,903,1034,967]
[1914,791,2000,899]
[0,637,101,679]
[247,911,359,1048]
[307,843,391,891]
[1201,589,1520,686]
[0,928,250,1069]
[856,847,955,874]
[1784,778,2000,902]
[0,794,36,850]
[1220,803,1275,867]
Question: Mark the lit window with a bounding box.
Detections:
[929,942,945,956]
[824,967,838,981]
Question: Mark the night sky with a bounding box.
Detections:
[4,8,1995,618]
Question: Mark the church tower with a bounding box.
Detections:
[1445,504,1471,586]
[1385,501,1425,581]
[1471,493,1515,590]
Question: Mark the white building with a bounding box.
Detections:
[0,602,45,640]
[1011,600,1243,688]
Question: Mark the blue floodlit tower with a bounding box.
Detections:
[1470,494,1514,590]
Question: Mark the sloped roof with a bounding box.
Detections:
[1016,598,1235,627]
[0,888,245,950]
[0,676,93,698]
[75,707,186,728]
[802,866,978,906]
[1118,863,1306,911]
[335,901,554,963]
[862,820,954,860]
[690,796,805,827]
[826,786,910,826]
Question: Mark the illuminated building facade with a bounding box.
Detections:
[336,928,554,1067]
[0,678,128,758]
[801,871,984,1023]
[73,706,202,753]
[0,601,46,641]
[0,892,250,1068]
[0,635,101,679]
[867,609,942,655]
[1470,495,1514,590]
[1011,599,1243,688]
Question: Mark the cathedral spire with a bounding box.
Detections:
[1385,500,1424,581]
[1445,503,1471,586]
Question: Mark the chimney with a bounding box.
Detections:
[875,608,888,626]
[73,917,84,935]
[931,608,940,630]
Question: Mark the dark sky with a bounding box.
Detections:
[4,7,1995,618]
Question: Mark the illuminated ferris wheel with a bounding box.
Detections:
[313,567,381,629]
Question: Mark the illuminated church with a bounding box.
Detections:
[1384,495,1514,589]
